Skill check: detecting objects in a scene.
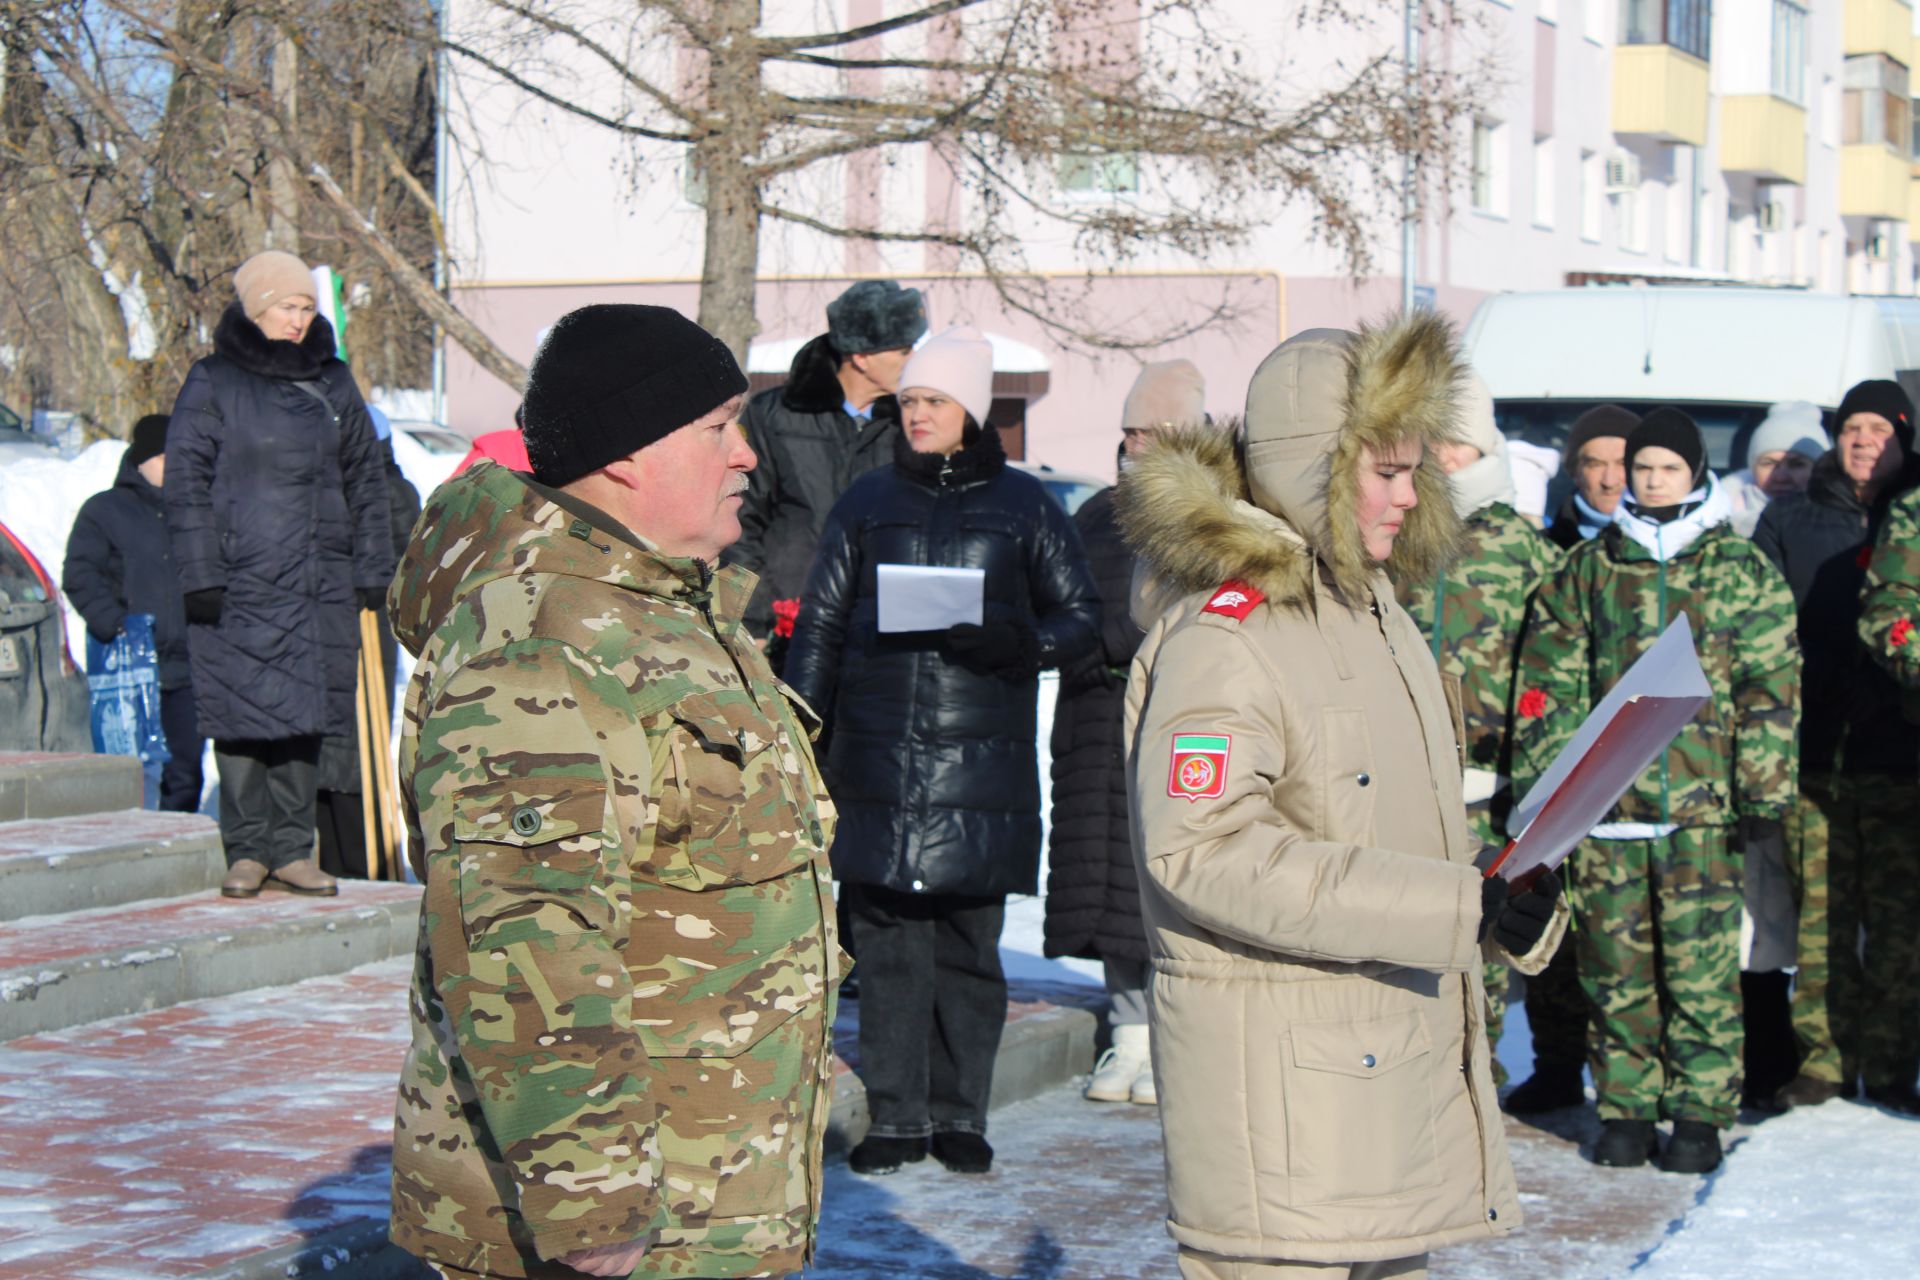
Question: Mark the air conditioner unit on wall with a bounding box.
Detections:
[1604,151,1641,193]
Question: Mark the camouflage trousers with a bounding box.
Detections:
[1566,828,1743,1127]
[1786,773,1920,1089]
[1471,806,1512,1085]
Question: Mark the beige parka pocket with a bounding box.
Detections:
[1283,1009,1442,1204]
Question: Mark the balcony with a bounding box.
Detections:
[1612,45,1711,145]
[1845,0,1913,63]
[1842,143,1912,218]
[1721,96,1807,184]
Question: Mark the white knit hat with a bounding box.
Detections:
[899,326,994,426]
[1746,401,1829,468]
[1454,371,1504,457]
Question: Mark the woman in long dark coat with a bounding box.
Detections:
[165,250,394,898]
[1044,359,1206,1107]
[785,325,1099,1178]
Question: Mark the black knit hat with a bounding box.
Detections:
[126,414,170,467]
[1561,404,1640,471]
[1836,379,1915,453]
[521,304,747,486]
[826,280,927,355]
[1625,407,1707,489]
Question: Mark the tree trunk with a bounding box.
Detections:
[693,0,764,364]
[268,32,301,252]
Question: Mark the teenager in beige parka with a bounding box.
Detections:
[1117,316,1568,1280]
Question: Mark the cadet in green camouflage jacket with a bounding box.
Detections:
[1513,409,1798,1170]
[1860,484,1920,688]
[387,306,841,1280]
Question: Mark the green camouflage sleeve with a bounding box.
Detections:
[417,640,657,1260]
[1859,488,1920,689]
[1728,549,1800,819]
[1509,554,1592,812]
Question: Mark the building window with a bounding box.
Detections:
[1843,54,1911,154]
[1771,0,1806,104]
[1059,152,1140,195]
[1580,149,1603,241]
[1534,138,1557,228]
[1472,119,1509,216]
[1621,0,1710,61]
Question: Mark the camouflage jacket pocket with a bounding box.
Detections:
[655,691,816,890]
[452,778,614,949]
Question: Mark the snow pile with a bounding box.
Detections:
[0,439,124,651]
[1635,1102,1920,1275]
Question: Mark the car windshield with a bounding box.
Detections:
[1038,477,1104,516]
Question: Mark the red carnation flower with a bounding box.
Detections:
[771,597,801,639]
[1858,546,1874,570]
[1892,618,1914,650]
[1518,688,1548,719]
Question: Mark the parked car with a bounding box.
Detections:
[1012,461,1106,515]
[388,419,470,455]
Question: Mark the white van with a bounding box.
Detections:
[1462,287,1920,476]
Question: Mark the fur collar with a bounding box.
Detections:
[213,301,339,381]
[780,332,900,422]
[893,417,1006,486]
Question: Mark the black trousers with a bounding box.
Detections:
[213,736,321,870]
[157,685,204,814]
[843,882,1008,1139]
[316,789,372,879]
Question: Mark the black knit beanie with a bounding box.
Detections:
[1836,379,1915,454]
[126,414,170,467]
[521,304,747,486]
[1562,404,1640,471]
[1625,407,1707,489]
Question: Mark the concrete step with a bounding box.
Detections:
[0,958,1100,1279]
[0,751,141,822]
[0,810,224,921]
[0,881,421,1039]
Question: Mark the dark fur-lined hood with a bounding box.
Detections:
[213,301,339,381]
[1116,314,1465,609]
[779,332,901,421]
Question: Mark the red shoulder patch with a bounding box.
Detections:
[1201,579,1265,621]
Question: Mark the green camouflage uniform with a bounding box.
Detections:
[1513,521,1799,1127]
[1399,501,1561,1078]
[1841,487,1920,1088]
[386,462,842,1279]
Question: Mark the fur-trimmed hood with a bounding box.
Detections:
[1116,314,1466,609]
[213,301,340,381]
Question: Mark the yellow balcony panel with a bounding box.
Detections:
[1845,0,1913,62]
[1612,45,1710,146]
[1720,96,1807,184]
[1842,143,1911,219]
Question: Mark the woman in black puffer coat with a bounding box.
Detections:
[165,250,394,899]
[786,326,1098,1178]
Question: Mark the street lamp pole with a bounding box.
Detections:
[1402,0,1421,315]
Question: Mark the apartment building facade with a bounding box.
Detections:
[439,0,1920,479]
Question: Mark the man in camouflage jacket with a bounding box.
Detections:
[1398,378,1563,1086]
[1513,409,1798,1172]
[387,306,841,1279]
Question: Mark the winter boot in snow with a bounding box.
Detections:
[930,1131,993,1174]
[1501,1062,1586,1114]
[1592,1118,1658,1168]
[1661,1120,1723,1174]
[1774,1074,1847,1109]
[848,1135,926,1176]
[1130,1053,1157,1106]
[1086,1023,1151,1103]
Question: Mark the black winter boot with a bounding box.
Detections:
[848,1134,926,1176]
[1593,1118,1659,1168]
[930,1131,994,1174]
[1661,1120,1724,1174]
[1863,1083,1920,1116]
[1502,1062,1587,1114]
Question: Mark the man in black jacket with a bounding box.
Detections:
[1546,404,1640,549]
[1754,378,1920,1114]
[727,280,928,668]
[62,414,204,811]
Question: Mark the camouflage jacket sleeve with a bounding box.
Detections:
[1859,488,1920,689]
[1508,553,1592,812]
[1727,548,1800,820]
[420,640,656,1260]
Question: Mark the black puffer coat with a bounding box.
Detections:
[165,304,394,742]
[1042,485,1148,962]
[1754,452,1920,776]
[785,427,1100,897]
[62,451,193,689]
[727,335,902,639]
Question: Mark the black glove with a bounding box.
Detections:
[1736,815,1785,848]
[945,620,1040,680]
[183,587,225,626]
[357,586,387,612]
[1479,869,1562,955]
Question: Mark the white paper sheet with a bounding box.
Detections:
[876,564,985,633]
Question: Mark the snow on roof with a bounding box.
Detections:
[748,330,1051,375]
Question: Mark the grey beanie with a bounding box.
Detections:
[1746,401,1828,469]
[826,281,928,355]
